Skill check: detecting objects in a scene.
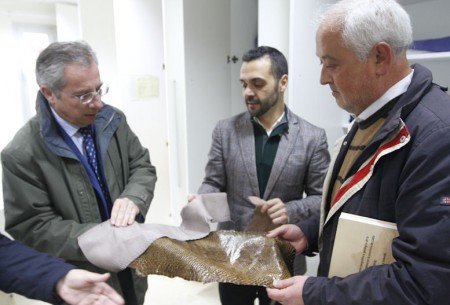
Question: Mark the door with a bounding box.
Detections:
[184,0,258,192]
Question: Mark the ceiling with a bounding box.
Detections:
[0,0,77,4]
[0,0,436,16]
[0,0,77,10]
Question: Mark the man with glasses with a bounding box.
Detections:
[1,41,157,305]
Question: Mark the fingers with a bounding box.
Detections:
[248,196,265,207]
[267,225,288,238]
[267,276,308,305]
[85,272,111,283]
[261,198,288,225]
[58,270,124,305]
[273,277,295,289]
[94,283,125,305]
[266,279,293,305]
[268,224,308,254]
[271,210,289,225]
[78,286,125,305]
[187,193,198,203]
[110,198,140,227]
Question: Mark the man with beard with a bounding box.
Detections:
[192,46,330,305]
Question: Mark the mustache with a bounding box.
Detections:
[246,96,259,103]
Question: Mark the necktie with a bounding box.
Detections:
[80,126,137,304]
[79,126,110,202]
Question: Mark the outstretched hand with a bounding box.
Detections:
[56,270,124,305]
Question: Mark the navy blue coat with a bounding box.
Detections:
[0,233,73,304]
[301,64,450,304]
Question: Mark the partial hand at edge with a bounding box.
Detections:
[56,270,125,305]
[187,193,199,203]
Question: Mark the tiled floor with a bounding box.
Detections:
[145,276,221,305]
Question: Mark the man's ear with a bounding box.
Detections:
[279,74,288,93]
[40,86,56,105]
[373,42,392,77]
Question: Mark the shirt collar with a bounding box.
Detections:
[253,111,286,136]
[355,70,414,122]
[50,106,80,137]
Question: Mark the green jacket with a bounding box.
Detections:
[2,92,157,304]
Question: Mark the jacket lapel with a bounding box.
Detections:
[318,134,345,250]
[236,115,260,196]
[263,115,298,198]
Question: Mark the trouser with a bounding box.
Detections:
[219,283,279,305]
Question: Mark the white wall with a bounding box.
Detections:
[258,0,290,63]
[259,0,346,152]
[404,0,450,88]
[403,0,450,40]
[183,0,231,195]
[288,0,346,149]
[78,0,171,224]
[162,0,189,224]
[0,3,57,212]
[114,0,170,224]
[229,0,258,115]
[55,2,80,41]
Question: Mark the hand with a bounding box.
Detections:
[266,276,308,305]
[187,193,199,203]
[267,224,308,254]
[110,197,140,227]
[260,198,289,225]
[56,270,124,305]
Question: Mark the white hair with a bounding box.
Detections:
[318,0,413,61]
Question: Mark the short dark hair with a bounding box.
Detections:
[242,46,288,81]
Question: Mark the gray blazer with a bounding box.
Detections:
[198,107,330,232]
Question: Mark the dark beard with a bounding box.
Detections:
[247,90,279,118]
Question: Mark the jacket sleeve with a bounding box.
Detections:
[115,116,157,218]
[1,143,97,262]
[197,121,226,194]
[302,120,450,304]
[0,233,73,304]
[285,128,330,225]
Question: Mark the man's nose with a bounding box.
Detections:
[88,95,103,109]
[243,86,254,96]
[320,66,331,85]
